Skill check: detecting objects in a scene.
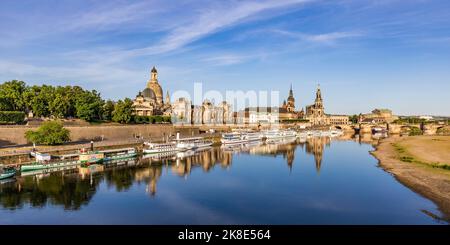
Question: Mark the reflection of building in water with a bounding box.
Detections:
[78,164,105,180]
[172,148,233,176]
[134,148,233,196]
[134,166,163,196]
[249,141,297,171]
[305,137,331,172]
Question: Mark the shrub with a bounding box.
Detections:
[436,127,450,135]
[0,111,25,124]
[408,126,422,136]
[25,120,70,145]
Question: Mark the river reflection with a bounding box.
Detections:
[0,134,446,224]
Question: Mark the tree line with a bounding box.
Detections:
[0,80,136,123]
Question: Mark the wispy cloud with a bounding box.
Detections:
[66,1,161,31]
[271,29,364,44]
[202,54,251,66]
[0,60,143,88]
[111,0,312,57]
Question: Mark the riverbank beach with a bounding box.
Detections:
[372,136,450,220]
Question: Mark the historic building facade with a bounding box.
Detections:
[358,109,398,124]
[304,85,349,126]
[241,86,304,124]
[305,86,328,125]
[171,98,233,125]
[132,68,348,126]
[133,66,171,116]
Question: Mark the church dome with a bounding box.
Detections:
[142,87,156,100]
[148,83,163,101]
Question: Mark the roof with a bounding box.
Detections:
[142,87,156,99]
[244,107,279,113]
[243,107,291,113]
[372,108,392,113]
[151,66,157,73]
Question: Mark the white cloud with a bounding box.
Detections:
[202,54,252,66]
[66,1,158,31]
[147,0,309,53]
[272,29,363,44]
[84,0,312,60]
[0,60,143,87]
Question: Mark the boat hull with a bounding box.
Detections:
[0,171,16,180]
[143,148,179,154]
[104,153,137,161]
[21,161,80,172]
[221,138,261,145]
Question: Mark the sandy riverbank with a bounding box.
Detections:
[371,135,450,221]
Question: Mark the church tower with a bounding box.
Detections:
[151,66,158,81]
[314,84,323,109]
[146,66,164,105]
[165,90,171,105]
[286,84,295,112]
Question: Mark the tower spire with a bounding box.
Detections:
[316,83,322,100]
[150,66,158,83]
[165,90,170,104]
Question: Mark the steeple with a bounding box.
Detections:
[314,83,323,109]
[150,66,158,83]
[287,84,295,103]
[315,83,322,100]
[165,90,170,104]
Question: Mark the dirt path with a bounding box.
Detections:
[371,136,450,221]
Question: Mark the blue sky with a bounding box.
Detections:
[0,0,449,116]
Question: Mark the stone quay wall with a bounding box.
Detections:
[0,124,201,146]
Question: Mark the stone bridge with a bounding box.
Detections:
[352,123,448,135]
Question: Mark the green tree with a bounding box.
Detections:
[66,86,85,118]
[112,98,134,123]
[0,80,27,111]
[23,85,55,117]
[75,90,104,121]
[102,100,115,121]
[25,120,70,145]
[49,86,71,118]
[349,114,359,124]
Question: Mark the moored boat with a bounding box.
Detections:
[330,129,344,137]
[79,150,104,164]
[0,166,16,180]
[221,131,262,145]
[104,148,137,161]
[174,134,213,151]
[20,160,80,172]
[143,142,179,154]
[263,129,297,143]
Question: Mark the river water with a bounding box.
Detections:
[0,135,446,224]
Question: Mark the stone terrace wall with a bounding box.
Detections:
[0,124,182,146]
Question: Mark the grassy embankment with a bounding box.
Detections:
[390,136,450,170]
